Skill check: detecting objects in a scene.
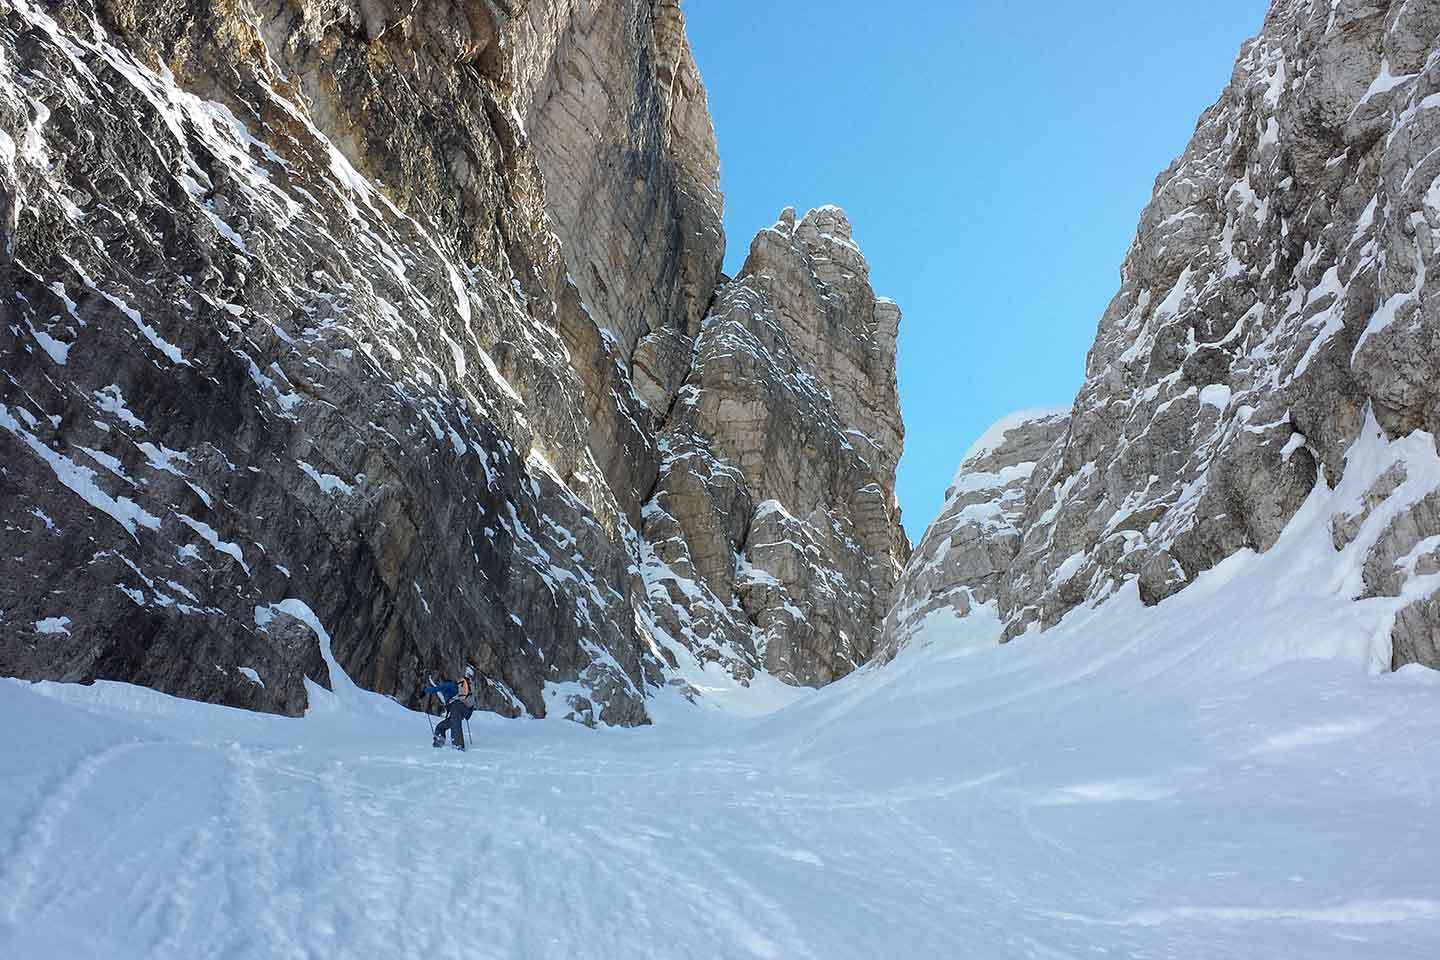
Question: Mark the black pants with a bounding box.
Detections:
[434,699,466,748]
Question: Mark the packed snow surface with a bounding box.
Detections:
[4,496,1440,958]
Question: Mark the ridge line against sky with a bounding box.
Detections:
[684,0,1270,541]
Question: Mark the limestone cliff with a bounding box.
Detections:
[643,206,909,687]
[0,0,908,720]
[878,410,1066,663]
[885,0,1440,671]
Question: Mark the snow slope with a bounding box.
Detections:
[5,476,1440,960]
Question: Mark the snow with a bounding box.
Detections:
[93,385,145,429]
[1199,382,1232,409]
[243,357,303,415]
[1354,284,1420,359]
[1050,551,1086,585]
[1362,59,1416,101]
[476,345,523,404]
[78,446,132,483]
[1,403,162,539]
[954,407,1067,482]
[5,447,1440,958]
[1293,267,1348,377]
[1258,116,1281,149]
[137,441,188,476]
[298,460,355,496]
[23,320,69,365]
[753,498,799,523]
[1399,535,1440,575]
[947,459,1034,497]
[954,500,1005,525]
[33,617,70,635]
[184,481,214,509]
[176,515,249,574]
[100,291,187,365]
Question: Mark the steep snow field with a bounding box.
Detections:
[4,469,1440,959]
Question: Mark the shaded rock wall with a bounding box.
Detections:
[0,0,909,720]
[0,0,676,719]
[524,0,722,386]
[0,0,724,723]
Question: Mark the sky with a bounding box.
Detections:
[684,0,1270,543]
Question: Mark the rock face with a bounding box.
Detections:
[524,0,723,410]
[519,0,724,523]
[877,410,1067,663]
[0,1,908,720]
[885,0,1440,670]
[642,206,910,687]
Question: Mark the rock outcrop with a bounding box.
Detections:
[885,0,1440,671]
[524,0,723,409]
[877,410,1066,663]
[521,0,724,524]
[0,0,909,720]
[642,206,910,687]
[0,0,707,724]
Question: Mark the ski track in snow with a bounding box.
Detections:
[2,582,1440,959]
[0,741,148,928]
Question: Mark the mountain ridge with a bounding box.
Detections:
[884,0,1440,672]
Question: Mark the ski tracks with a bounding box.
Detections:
[144,811,221,960]
[0,740,149,933]
[217,743,303,959]
[551,758,824,960]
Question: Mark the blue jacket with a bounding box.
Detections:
[424,681,459,703]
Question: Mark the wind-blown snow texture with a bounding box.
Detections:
[3,490,1439,957]
[888,0,1440,667]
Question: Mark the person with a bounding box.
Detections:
[424,675,475,750]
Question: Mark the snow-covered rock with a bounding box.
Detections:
[896,0,1440,669]
[878,409,1067,661]
[643,206,910,688]
[0,1,907,722]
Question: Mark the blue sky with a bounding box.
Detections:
[684,1,1269,542]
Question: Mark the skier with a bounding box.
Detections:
[424,674,475,751]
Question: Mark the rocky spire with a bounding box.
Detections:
[643,206,909,687]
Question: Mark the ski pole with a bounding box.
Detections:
[423,676,437,740]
